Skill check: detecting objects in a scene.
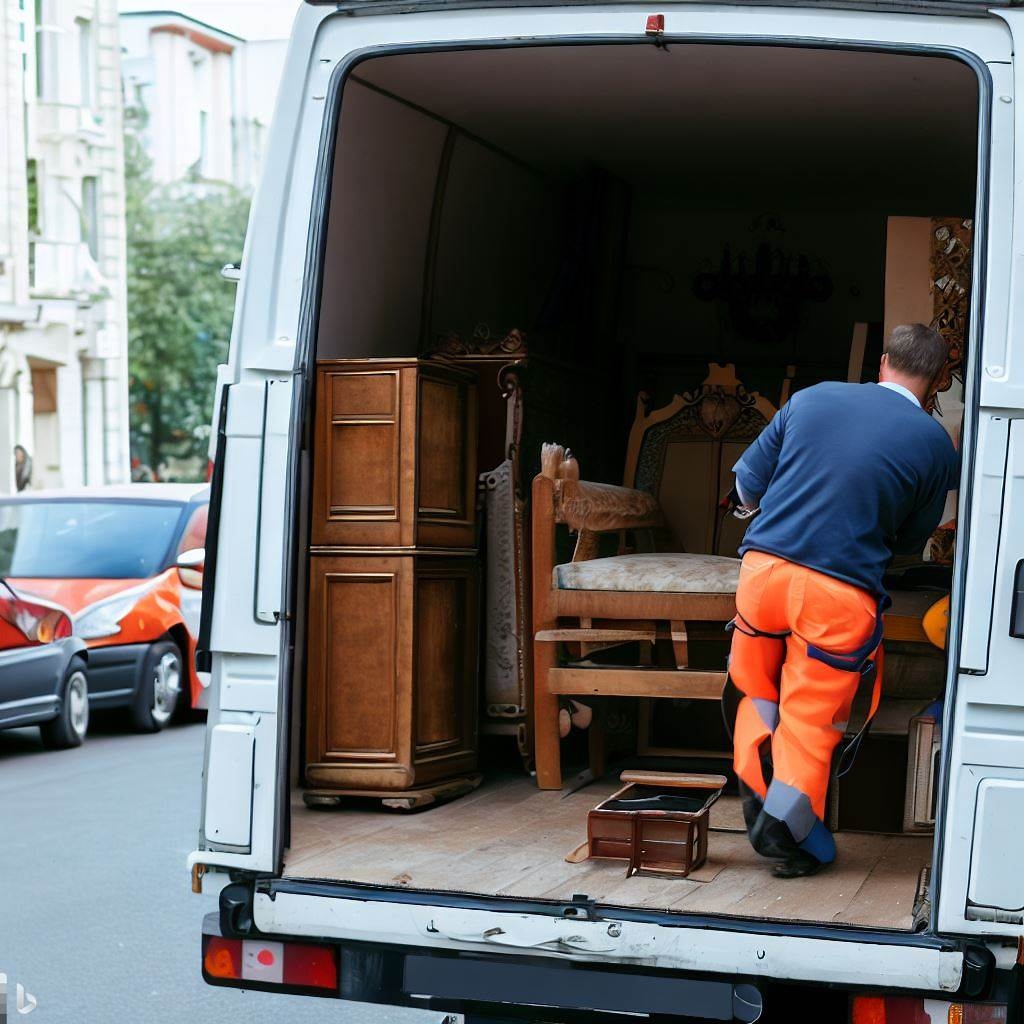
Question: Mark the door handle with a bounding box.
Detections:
[1011,559,1024,638]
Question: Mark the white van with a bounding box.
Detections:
[190,1,1024,1019]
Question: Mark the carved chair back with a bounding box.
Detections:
[623,364,778,558]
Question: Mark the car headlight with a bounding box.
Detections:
[74,592,143,640]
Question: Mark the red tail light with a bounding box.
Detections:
[202,934,338,995]
[0,587,72,649]
[851,996,1007,1024]
[283,942,339,990]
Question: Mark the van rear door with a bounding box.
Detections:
[189,4,332,881]
[935,6,1024,939]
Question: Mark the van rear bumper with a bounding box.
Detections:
[222,878,995,1000]
[204,904,765,1020]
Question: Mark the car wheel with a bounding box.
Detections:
[40,657,89,750]
[131,640,182,733]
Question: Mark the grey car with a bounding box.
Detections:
[0,580,88,748]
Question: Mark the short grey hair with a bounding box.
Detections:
[885,323,949,383]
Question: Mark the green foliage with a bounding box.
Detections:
[124,106,249,479]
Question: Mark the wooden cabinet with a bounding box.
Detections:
[305,359,480,801]
[312,360,478,550]
[305,553,478,791]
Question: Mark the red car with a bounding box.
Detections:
[0,484,209,731]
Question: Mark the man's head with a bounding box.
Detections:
[879,323,949,403]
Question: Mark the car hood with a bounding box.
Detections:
[6,578,154,615]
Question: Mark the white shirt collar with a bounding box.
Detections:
[878,381,921,408]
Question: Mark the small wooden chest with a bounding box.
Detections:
[587,771,727,878]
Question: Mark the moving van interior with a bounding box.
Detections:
[287,41,977,931]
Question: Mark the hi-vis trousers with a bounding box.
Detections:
[723,552,884,864]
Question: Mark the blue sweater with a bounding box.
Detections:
[734,382,958,598]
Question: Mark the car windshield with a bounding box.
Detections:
[0,500,183,579]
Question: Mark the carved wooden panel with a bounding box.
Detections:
[929,216,971,400]
[624,364,777,556]
[312,360,477,549]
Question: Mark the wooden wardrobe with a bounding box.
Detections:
[304,359,480,805]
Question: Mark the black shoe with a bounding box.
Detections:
[771,850,825,878]
[749,811,801,860]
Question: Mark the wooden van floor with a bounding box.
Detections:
[285,774,930,931]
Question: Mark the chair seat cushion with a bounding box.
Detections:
[553,552,741,594]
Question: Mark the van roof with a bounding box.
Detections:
[305,0,1020,14]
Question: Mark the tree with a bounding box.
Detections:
[124,106,250,479]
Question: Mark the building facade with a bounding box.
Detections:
[119,11,287,191]
[0,0,130,494]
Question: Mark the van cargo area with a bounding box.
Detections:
[286,41,976,934]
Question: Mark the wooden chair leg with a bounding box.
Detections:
[531,470,563,790]
[670,620,689,669]
[533,634,562,789]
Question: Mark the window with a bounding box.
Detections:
[26,159,39,235]
[33,0,44,98]
[177,504,209,555]
[198,110,208,177]
[80,176,99,260]
[0,501,185,578]
[76,16,95,107]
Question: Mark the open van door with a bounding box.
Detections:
[935,11,1024,938]
[188,4,331,884]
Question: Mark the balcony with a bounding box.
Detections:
[29,241,108,300]
[33,103,106,146]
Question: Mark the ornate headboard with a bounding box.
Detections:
[623,363,777,557]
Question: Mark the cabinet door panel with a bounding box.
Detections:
[305,556,413,791]
[416,577,462,749]
[329,422,397,515]
[418,377,465,517]
[313,366,405,546]
[417,370,477,547]
[323,572,398,757]
[414,562,478,769]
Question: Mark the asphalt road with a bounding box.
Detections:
[0,718,440,1024]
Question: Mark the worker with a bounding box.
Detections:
[724,323,958,878]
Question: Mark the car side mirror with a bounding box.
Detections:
[177,547,205,590]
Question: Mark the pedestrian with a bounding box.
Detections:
[13,445,32,491]
[724,323,958,878]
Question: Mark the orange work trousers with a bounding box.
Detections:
[726,551,883,864]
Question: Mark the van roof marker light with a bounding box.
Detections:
[645,14,665,39]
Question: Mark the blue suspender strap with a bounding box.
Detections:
[805,594,891,673]
[727,612,791,640]
[804,593,891,780]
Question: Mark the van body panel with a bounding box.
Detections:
[939,418,1024,935]
[195,0,1024,990]
[310,0,1020,14]
[252,886,968,993]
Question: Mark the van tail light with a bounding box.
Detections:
[202,935,338,996]
[851,996,1006,1024]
